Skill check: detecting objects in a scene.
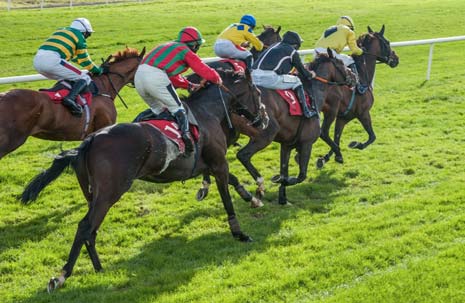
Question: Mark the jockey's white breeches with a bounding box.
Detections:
[33,50,92,85]
[134,64,184,115]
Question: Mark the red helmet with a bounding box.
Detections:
[176,26,205,46]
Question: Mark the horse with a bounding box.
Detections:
[316,25,399,168]
[0,46,145,160]
[20,69,267,292]
[250,25,282,60]
[196,51,353,205]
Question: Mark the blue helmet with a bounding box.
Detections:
[240,14,256,28]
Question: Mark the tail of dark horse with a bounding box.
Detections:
[21,137,92,204]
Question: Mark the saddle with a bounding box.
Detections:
[132,108,200,154]
[219,59,247,74]
[39,80,98,107]
[275,89,313,116]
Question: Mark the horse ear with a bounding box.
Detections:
[367,26,373,33]
[140,46,146,58]
[103,55,112,64]
[276,25,281,34]
[327,47,333,58]
[379,25,385,36]
[263,24,267,30]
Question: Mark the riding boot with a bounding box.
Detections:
[348,63,367,94]
[243,55,254,73]
[62,79,86,117]
[174,109,194,156]
[294,85,317,118]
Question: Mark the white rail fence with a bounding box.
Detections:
[4,0,143,11]
[1,35,464,85]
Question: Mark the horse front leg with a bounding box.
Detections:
[0,127,29,160]
[212,162,252,242]
[271,144,292,205]
[228,173,263,208]
[236,136,274,200]
[318,110,342,168]
[348,112,376,150]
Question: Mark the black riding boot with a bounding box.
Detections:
[294,85,317,118]
[62,79,86,117]
[174,109,194,156]
[243,55,254,72]
[348,63,367,94]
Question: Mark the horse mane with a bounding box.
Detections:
[308,55,332,70]
[109,47,140,63]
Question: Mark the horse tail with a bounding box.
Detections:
[20,136,94,204]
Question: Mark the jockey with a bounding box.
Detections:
[33,18,102,117]
[134,26,223,156]
[314,16,365,90]
[251,31,317,118]
[213,14,264,70]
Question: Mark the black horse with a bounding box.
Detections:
[21,69,266,292]
[196,51,353,205]
[316,25,399,168]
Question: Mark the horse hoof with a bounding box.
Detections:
[47,277,60,293]
[348,141,360,149]
[196,188,209,201]
[235,233,253,242]
[287,177,299,186]
[250,197,264,208]
[316,157,325,169]
[335,156,344,164]
[271,175,282,184]
[279,201,292,206]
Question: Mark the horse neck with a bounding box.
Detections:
[93,73,127,101]
[359,55,378,84]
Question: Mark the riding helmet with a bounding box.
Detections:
[337,16,355,31]
[240,14,256,28]
[282,31,304,49]
[70,18,94,33]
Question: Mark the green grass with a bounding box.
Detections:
[1,1,465,302]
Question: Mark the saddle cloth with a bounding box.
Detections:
[39,81,93,106]
[219,59,246,74]
[143,120,200,154]
[275,89,313,116]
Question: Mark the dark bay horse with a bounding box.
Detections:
[197,52,352,205]
[0,47,145,160]
[21,69,266,292]
[251,25,282,59]
[317,25,399,168]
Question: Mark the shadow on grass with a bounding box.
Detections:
[17,168,348,302]
[0,204,83,255]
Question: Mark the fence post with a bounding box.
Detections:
[426,43,434,81]
[7,0,11,11]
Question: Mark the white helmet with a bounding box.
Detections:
[70,18,94,33]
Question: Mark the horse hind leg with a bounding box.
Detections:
[229,173,263,208]
[0,128,29,160]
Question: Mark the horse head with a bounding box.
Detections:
[98,47,146,85]
[216,69,269,129]
[251,25,282,60]
[360,25,399,68]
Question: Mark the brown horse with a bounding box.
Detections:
[197,52,353,205]
[316,25,399,168]
[21,69,266,292]
[0,47,145,160]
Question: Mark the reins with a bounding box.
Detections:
[105,72,129,109]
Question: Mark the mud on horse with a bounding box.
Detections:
[316,25,399,169]
[21,69,267,292]
[0,47,145,161]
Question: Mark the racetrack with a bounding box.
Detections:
[1,1,464,302]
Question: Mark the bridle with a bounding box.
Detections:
[360,33,395,66]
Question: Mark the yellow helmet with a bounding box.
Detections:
[337,16,355,30]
